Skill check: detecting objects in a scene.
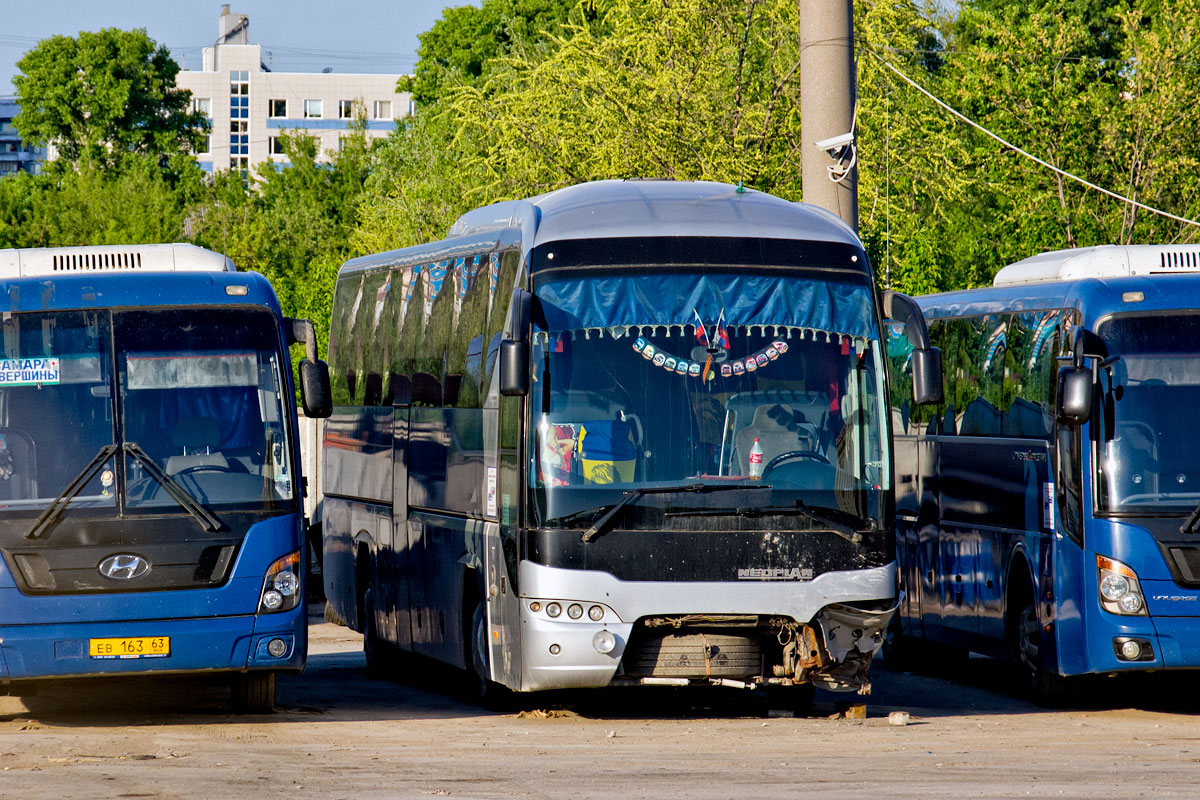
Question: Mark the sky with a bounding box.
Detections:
[0,0,472,94]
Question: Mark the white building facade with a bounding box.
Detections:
[175,6,411,173]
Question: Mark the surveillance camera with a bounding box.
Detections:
[814,132,854,156]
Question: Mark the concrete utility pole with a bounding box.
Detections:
[799,0,859,232]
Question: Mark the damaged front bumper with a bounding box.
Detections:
[806,601,897,694]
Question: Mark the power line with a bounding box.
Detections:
[871,52,1200,229]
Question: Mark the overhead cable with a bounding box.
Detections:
[872,52,1200,229]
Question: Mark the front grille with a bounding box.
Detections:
[1169,547,1200,585]
[3,541,238,594]
[622,632,764,679]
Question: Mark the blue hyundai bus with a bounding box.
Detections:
[0,244,330,712]
[321,179,942,706]
[887,244,1200,701]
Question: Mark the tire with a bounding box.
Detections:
[231,671,276,714]
[464,597,509,709]
[362,587,392,678]
[882,615,920,672]
[1014,598,1077,706]
[882,616,967,676]
[765,683,816,716]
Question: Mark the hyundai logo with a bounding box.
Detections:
[98,554,151,581]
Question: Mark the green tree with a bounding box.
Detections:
[13,28,208,167]
[188,123,377,361]
[0,154,205,249]
[404,0,594,107]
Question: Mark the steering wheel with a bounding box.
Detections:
[761,449,829,479]
[174,463,236,478]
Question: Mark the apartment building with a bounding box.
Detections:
[175,6,411,172]
[0,97,46,176]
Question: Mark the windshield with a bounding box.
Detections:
[528,270,891,530]
[1096,312,1200,514]
[0,307,294,519]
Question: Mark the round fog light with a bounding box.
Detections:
[546,602,562,618]
[1120,639,1143,660]
[588,605,604,621]
[262,589,283,610]
[593,630,617,654]
[267,637,288,657]
[567,603,583,619]
[549,643,561,655]
[530,601,542,613]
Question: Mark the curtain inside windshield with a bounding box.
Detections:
[116,309,294,511]
[0,311,115,512]
[529,273,889,529]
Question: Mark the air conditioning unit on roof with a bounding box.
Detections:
[993,244,1200,286]
[0,243,235,278]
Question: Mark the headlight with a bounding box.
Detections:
[1097,555,1147,617]
[1099,573,1129,602]
[259,550,301,614]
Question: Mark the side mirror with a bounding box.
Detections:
[499,340,529,396]
[299,359,332,418]
[499,288,533,397]
[881,290,943,406]
[911,347,944,406]
[1057,366,1092,425]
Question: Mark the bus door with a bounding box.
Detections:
[388,402,414,650]
[894,411,936,639]
[935,436,987,643]
[937,433,1052,652]
[912,433,939,640]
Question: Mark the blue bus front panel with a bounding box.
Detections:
[0,514,306,682]
[1061,517,1200,673]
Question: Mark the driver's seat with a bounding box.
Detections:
[734,404,817,476]
[165,416,228,475]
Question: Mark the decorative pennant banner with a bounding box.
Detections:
[632,336,791,380]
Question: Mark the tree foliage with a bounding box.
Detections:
[13,28,208,167]
[403,0,593,107]
[6,2,1200,326]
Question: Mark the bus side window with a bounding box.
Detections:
[328,274,363,406]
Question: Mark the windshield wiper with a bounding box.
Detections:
[581,482,770,543]
[719,504,866,546]
[124,442,222,532]
[26,444,119,540]
[1181,501,1200,534]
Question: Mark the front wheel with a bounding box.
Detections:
[231,671,276,713]
[362,587,395,678]
[765,683,816,716]
[464,598,510,709]
[1015,600,1076,706]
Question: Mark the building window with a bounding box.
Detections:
[338,100,354,119]
[193,97,211,116]
[372,100,392,120]
[303,99,323,119]
[199,134,211,154]
[268,136,286,155]
[229,70,249,94]
[232,155,248,171]
[269,99,287,118]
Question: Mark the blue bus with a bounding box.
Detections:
[887,244,1200,701]
[0,244,330,712]
[321,179,941,705]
